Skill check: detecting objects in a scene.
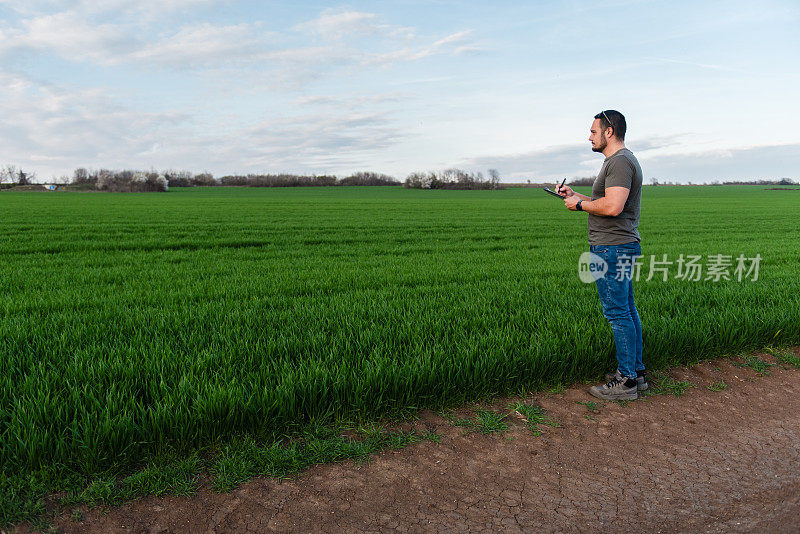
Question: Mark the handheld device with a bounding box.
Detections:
[543,178,567,199]
[543,187,566,199]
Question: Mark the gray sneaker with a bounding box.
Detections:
[604,369,648,391]
[589,376,638,401]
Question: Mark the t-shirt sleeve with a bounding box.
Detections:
[604,157,635,189]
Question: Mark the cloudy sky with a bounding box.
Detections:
[1,0,798,183]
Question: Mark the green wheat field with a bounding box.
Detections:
[2,185,799,524]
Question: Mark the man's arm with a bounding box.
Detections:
[564,186,629,216]
[557,156,633,216]
[554,184,591,201]
[573,192,592,201]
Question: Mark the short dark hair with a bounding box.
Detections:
[594,110,626,141]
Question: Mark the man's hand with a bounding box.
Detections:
[555,184,574,197]
[564,195,582,211]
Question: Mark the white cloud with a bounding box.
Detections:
[0,70,408,177]
[0,11,134,63]
[0,6,478,79]
[129,22,271,67]
[115,110,408,175]
[293,9,380,39]
[294,95,338,106]
[294,92,412,107]
[0,13,277,67]
[0,71,186,173]
[230,112,404,170]
[364,30,478,67]
[290,8,416,42]
[462,144,598,181]
[644,144,800,182]
[258,45,350,64]
[94,0,221,17]
[0,0,221,18]
[431,30,472,48]
[0,6,482,177]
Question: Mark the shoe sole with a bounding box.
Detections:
[589,387,638,401]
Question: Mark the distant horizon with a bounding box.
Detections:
[10,169,799,188]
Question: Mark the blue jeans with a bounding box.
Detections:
[590,242,643,379]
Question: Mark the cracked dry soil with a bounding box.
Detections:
[25,350,800,533]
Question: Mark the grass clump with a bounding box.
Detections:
[445,410,509,435]
[510,402,560,435]
[765,347,800,369]
[546,383,567,395]
[646,371,694,397]
[447,414,477,430]
[777,352,800,369]
[475,410,509,434]
[420,431,441,443]
[738,354,774,375]
[707,380,728,391]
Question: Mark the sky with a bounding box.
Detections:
[1,0,798,183]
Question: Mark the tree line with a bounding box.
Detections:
[403,168,503,190]
[2,166,511,191]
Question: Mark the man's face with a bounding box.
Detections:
[589,118,609,153]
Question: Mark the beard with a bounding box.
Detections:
[591,137,607,153]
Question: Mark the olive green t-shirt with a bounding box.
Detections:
[588,148,643,245]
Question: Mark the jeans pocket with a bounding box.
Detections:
[616,244,640,258]
[617,242,640,253]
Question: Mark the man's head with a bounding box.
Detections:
[589,110,626,153]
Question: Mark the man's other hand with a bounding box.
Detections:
[564,195,581,211]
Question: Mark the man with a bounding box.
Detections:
[556,110,646,401]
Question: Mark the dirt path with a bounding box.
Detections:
[20,350,800,533]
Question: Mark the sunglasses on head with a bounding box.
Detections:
[601,111,613,131]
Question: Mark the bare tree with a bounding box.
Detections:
[404,169,502,190]
[72,168,95,185]
[488,169,501,189]
[1,165,18,184]
[339,171,399,186]
[192,173,216,186]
